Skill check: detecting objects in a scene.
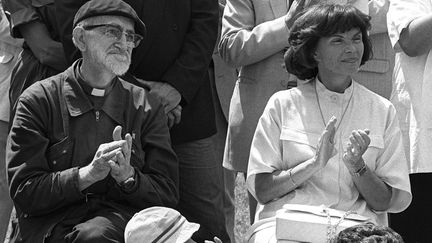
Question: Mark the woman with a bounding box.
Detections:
[246,3,411,231]
[219,0,372,222]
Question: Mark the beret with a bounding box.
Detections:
[73,0,146,37]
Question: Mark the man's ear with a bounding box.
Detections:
[72,27,87,52]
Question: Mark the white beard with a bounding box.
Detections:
[89,44,131,76]
[104,53,131,76]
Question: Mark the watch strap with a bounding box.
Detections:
[351,163,367,177]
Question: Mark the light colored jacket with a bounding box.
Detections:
[353,0,394,99]
[219,0,301,172]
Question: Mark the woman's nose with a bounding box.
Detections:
[344,43,356,53]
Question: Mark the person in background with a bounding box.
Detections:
[245,4,411,242]
[6,0,178,242]
[0,3,22,242]
[352,0,395,101]
[218,0,374,223]
[210,1,238,242]
[219,0,306,224]
[55,0,230,241]
[387,1,432,242]
[2,0,68,116]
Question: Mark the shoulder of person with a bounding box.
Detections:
[353,80,393,109]
[118,77,164,112]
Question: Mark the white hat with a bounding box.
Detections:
[125,207,200,243]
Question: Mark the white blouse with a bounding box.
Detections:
[247,79,412,225]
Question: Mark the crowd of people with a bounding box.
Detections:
[0,0,430,242]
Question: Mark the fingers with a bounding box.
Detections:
[124,133,132,161]
[166,105,182,128]
[358,130,371,146]
[322,116,337,144]
[167,112,175,128]
[349,133,362,156]
[112,126,122,141]
[349,129,371,156]
[107,150,126,169]
[172,105,182,124]
[325,116,337,131]
[101,140,126,154]
[100,147,123,161]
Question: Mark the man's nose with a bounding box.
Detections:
[117,33,134,48]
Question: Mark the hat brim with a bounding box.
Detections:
[176,222,200,243]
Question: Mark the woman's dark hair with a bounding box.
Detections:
[332,222,404,243]
[284,4,372,80]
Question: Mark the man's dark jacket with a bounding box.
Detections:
[7,61,179,242]
[55,0,219,144]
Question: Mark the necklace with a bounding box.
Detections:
[314,80,354,133]
[324,208,354,242]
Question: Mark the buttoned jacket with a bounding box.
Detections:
[7,61,179,242]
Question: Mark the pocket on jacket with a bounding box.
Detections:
[279,127,318,169]
[46,136,74,171]
[363,134,384,170]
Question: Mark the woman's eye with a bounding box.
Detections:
[353,36,362,43]
[331,39,343,44]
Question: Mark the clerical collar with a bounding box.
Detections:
[91,88,105,97]
[76,65,116,97]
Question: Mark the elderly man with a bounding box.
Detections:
[6,0,179,242]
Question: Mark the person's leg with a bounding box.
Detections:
[241,172,257,225]
[174,138,230,242]
[65,203,133,243]
[211,80,236,242]
[223,168,236,242]
[390,173,432,243]
[0,120,13,242]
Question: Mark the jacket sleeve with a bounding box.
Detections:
[7,83,84,216]
[218,0,291,68]
[161,0,219,104]
[2,0,52,38]
[368,0,390,35]
[3,0,36,38]
[113,92,179,209]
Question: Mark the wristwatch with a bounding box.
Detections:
[351,164,367,177]
[118,168,136,192]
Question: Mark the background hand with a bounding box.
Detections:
[166,105,182,128]
[136,80,182,114]
[314,116,337,169]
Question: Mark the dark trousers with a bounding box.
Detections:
[390,173,432,243]
[174,138,230,242]
[47,199,134,243]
